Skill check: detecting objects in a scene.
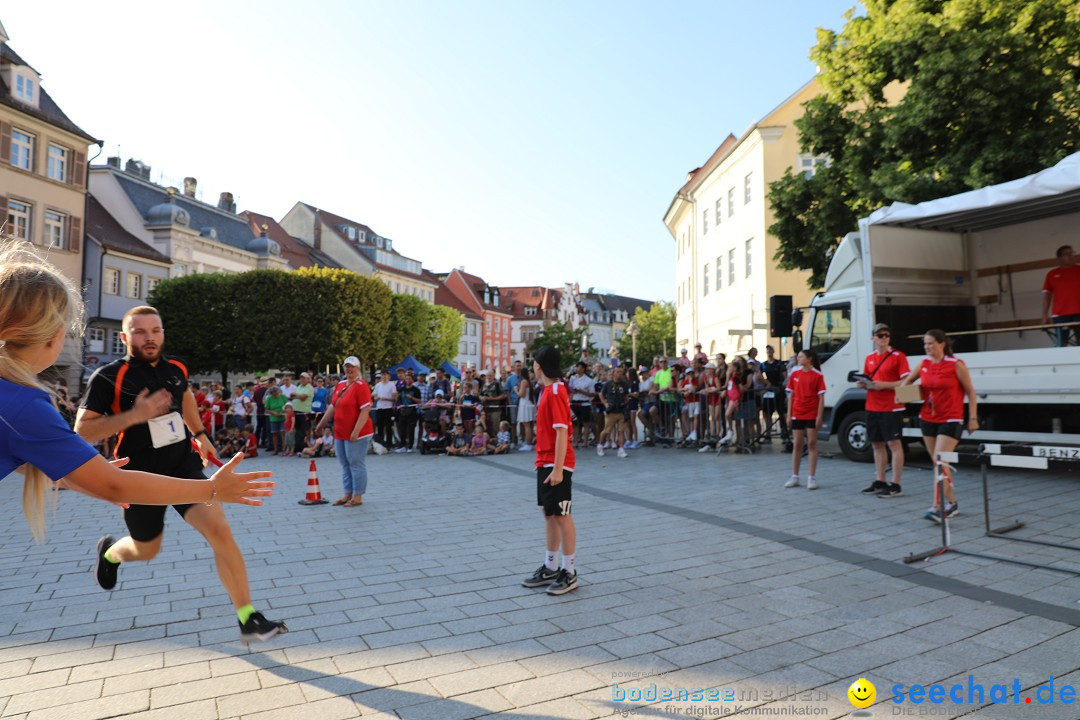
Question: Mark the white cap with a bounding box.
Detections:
[434,389,445,396]
[343,356,360,367]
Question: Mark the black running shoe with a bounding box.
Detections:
[861,480,887,495]
[943,502,959,519]
[546,569,579,596]
[95,535,118,590]
[239,612,288,643]
[522,565,559,588]
[877,484,904,498]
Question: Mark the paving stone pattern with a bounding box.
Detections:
[0,441,1077,719]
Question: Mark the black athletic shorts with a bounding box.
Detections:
[536,467,573,517]
[867,411,903,443]
[571,404,591,424]
[920,419,963,439]
[790,418,817,431]
[123,466,205,542]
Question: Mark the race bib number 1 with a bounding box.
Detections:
[148,411,185,449]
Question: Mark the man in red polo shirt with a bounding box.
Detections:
[1042,245,1080,347]
[858,323,911,498]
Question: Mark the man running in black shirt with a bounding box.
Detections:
[77,306,287,642]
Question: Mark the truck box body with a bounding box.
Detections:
[805,153,1080,460]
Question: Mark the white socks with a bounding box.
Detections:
[561,553,576,575]
[544,551,558,571]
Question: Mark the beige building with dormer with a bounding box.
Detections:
[280,202,438,301]
[0,21,99,387]
[665,78,822,361]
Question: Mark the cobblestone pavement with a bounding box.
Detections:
[1,440,1078,719]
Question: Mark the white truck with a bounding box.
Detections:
[795,152,1080,462]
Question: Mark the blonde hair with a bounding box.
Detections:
[0,240,85,541]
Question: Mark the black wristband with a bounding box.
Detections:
[194,429,208,439]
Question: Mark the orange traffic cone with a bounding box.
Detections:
[298,459,329,505]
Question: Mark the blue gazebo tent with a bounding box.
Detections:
[387,355,430,376]
[439,360,462,379]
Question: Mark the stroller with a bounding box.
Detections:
[418,405,449,454]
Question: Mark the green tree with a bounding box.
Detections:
[148,273,236,383]
[296,267,393,372]
[616,302,675,365]
[384,293,430,366]
[419,304,464,368]
[769,0,1080,288]
[529,321,594,365]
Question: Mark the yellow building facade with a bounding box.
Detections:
[665,78,822,362]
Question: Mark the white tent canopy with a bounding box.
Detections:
[865,152,1080,233]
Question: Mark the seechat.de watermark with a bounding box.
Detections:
[890,675,1076,708]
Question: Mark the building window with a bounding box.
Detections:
[7,200,31,240]
[47,144,68,182]
[146,277,162,296]
[104,268,120,295]
[797,153,831,179]
[702,209,708,235]
[470,342,477,354]
[728,188,735,217]
[703,263,709,296]
[11,129,33,170]
[126,273,142,299]
[728,249,735,285]
[471,324,477,336]
[44,210,65,250]
[15,75,35,102]
[744,173,752,204]
[485,341,491,356]
[715,198,722,225]
[745,238,753,278]
[716,257,722,290]
[87,327,105,353]
[110,330,125,356]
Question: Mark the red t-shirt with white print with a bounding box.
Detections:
[535,381,576,471]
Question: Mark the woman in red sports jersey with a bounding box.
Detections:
[896,329,979,522]
[784,350,826,490]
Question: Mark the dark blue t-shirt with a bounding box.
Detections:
[1,379,98,482]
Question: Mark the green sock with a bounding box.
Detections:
[237,604,256,624]
[103,549,120,565]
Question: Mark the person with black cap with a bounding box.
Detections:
[521,345,579,595]
[856,323,910,498]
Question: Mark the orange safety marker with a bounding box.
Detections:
[298,459,329,505]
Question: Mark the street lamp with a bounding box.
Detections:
[627,319,640,368]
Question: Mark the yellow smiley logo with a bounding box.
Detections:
[848,678,876,709]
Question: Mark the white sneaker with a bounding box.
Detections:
[720,431,734,444]
[807,477,818,490]
[394,447,407,454]
[784,475,800,488]
[616,447,626,458]
[597,444,604,457]
[686,432,697,441]
[698,445,712,453]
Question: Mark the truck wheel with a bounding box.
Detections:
[837,411,873,463]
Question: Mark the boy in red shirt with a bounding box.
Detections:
[242,425,258,458]
[521,345,579,595]
[784,350,826,490]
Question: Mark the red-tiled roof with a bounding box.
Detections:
[435,283,481,319]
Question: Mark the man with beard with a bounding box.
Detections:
[76,306,287,642]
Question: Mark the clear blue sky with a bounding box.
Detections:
[6,1,858,302]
